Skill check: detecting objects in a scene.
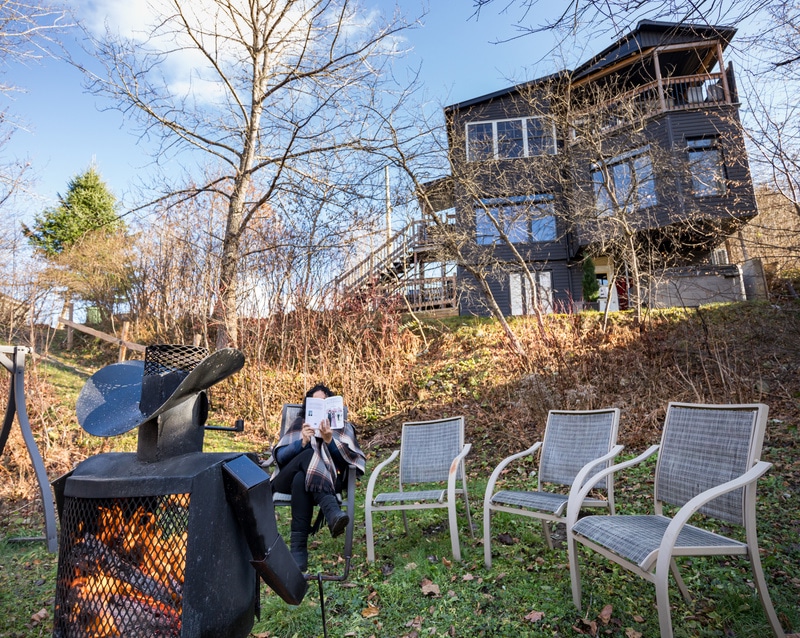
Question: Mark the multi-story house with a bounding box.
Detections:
[337,20,758,317]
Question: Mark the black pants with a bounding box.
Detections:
[271,447,317,535]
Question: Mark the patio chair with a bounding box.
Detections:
[262,403,357,581]
[483,408,622,568]
[567,402,785,638]
[365,416,473,562]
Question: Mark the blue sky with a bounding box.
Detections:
[2,1,570,221]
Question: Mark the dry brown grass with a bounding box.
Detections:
[2,300,799,511]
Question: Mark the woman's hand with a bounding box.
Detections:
[318,418,333,444]
[300,423,315,446]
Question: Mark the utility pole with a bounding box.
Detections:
[385,165,392,245]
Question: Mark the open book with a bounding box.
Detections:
[305,395,345,433]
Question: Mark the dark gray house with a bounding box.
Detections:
[337,20,757,317]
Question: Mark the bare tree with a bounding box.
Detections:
[77,0,416,347]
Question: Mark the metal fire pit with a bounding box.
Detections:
[52,452,257,638]
[51,345,307,637]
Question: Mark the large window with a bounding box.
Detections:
[687,137,726,196]
[591,147,656,215]
[466,117,556,161]
[475,194,557,245]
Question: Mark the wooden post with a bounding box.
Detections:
[118,321,130,362]
[66,303,74,351]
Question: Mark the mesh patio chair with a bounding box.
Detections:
[364,416,473,562]
[483,408,622,568]
[567,402,785,638]
[262,403,357,581]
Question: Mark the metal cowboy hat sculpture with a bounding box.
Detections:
[76,344,245,461]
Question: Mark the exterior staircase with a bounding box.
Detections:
[335,220,458,315]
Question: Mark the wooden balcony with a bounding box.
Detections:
[570,70,733,140]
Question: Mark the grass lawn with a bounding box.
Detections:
[4,443,796,638]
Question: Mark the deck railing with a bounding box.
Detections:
[335,220,434,292]
[570,70,732,140]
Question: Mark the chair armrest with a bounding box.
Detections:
[447,443,472,501]
[651,460,773,572]
[483,442,542,510]
[567,444,659,529]
[365,450,399,506]
[573,444,625,491]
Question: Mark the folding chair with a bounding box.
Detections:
[483,408,622,568]
[567,402,785,638]
[364,416,473,562]
[262,403,357,581]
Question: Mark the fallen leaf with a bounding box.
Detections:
[30,609,48,625]
[441,556,452,567]
[632,615,644,623]
[406,615,423,629]
[420,578,440,597]
[361,605,380,618]
[496,532,515,545]
[462,573,474,581]
[524,610,545,622]
[625,628,642,638]
[598,604,613,625]
[405,562,417,571]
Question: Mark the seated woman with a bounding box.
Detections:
[271,384,366,572]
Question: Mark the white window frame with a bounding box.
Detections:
[466,116,557,161]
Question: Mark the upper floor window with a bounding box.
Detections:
[591,147,656,216]
[475,194,557,245]
[687,137,726,197]
[466,117,556,161]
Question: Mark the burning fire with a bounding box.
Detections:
[58,494,189,637]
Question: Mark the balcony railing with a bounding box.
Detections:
[335,220,439,292]
[570,70,732,140]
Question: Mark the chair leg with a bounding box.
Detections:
[483,506,493,569]
[448,497,462,562]
[365,504,376,563]
[461,483,474,538]
[748,544,786,637]
[655,561,675,638]
[542,520,554,550]
[401,511,409,535]
[568,532,582,608]
[669,558,691,604]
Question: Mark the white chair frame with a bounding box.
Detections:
[483,407,622,568]
[567,402,785,638]
[364,416,473,562]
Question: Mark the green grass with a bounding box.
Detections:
[1,447,798,637]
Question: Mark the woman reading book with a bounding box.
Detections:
[271,383,366,572]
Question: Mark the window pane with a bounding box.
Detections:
[503,204,528,242]
[689,146,725,196]
[476,207,499,244]
[634,154,657,207]
[527,117,555,155]
[497,120,524,159]
[530,199,556,241]
[592,168,613,216]
[467,122,494,161]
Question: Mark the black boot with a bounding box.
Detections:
[290,530,308,572]
[316,493,349,538]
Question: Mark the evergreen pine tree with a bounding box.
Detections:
[23,167,124,256]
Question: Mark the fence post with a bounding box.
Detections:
[118,321,130,362]
[66,303,74,350]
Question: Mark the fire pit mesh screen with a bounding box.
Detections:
[54,493,190,638]
[143,344,208,376]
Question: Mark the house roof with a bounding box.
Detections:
[444,20,737,113]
